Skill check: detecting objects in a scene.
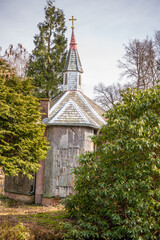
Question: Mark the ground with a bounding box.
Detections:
[0,195,69,240]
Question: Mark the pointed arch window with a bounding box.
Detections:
[79,74,81,86]
[65,73,67,85]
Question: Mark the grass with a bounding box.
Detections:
[0,194,69,240]
[18,211,67,229]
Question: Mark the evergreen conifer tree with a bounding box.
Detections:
[0,59,48,179]
[27,0,67,98]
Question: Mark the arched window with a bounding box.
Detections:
[65,73,67,85]
[79,74,81,85]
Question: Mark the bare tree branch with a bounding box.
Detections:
[94,82,125,110]
[3,44,29,77]
[118,38,160,90]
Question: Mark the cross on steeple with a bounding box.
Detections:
[69,16,77,29]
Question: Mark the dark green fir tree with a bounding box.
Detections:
[27,0,67,99]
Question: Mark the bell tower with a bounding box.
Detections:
[63,16,83,91]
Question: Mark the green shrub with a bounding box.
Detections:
[64,85,160,239]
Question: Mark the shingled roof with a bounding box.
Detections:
[63,49,83,73]
[45,91,106,129]
[63,28,83,73]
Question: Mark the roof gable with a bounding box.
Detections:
[47,99,99,127]
[47,91,106,129]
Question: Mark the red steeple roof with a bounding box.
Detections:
[63,17,83,73]
[70,28,77,50]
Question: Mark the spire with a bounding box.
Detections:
[70,28,77,50]
[63,17,83,92]
[69,16,77,50]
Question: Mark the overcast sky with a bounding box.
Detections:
[1,0,160,98]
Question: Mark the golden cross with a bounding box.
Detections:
[69,16,77,29]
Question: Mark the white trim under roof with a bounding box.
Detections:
[48,99,91,124]
[49,91,69,116]
[76,92,106,124]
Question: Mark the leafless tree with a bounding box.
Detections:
[118,38,160,90]
[154,30,160,72]
[94,34,160,111]
[3,44,29,77]
[155,30,160,53]
[94,82,125,110]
